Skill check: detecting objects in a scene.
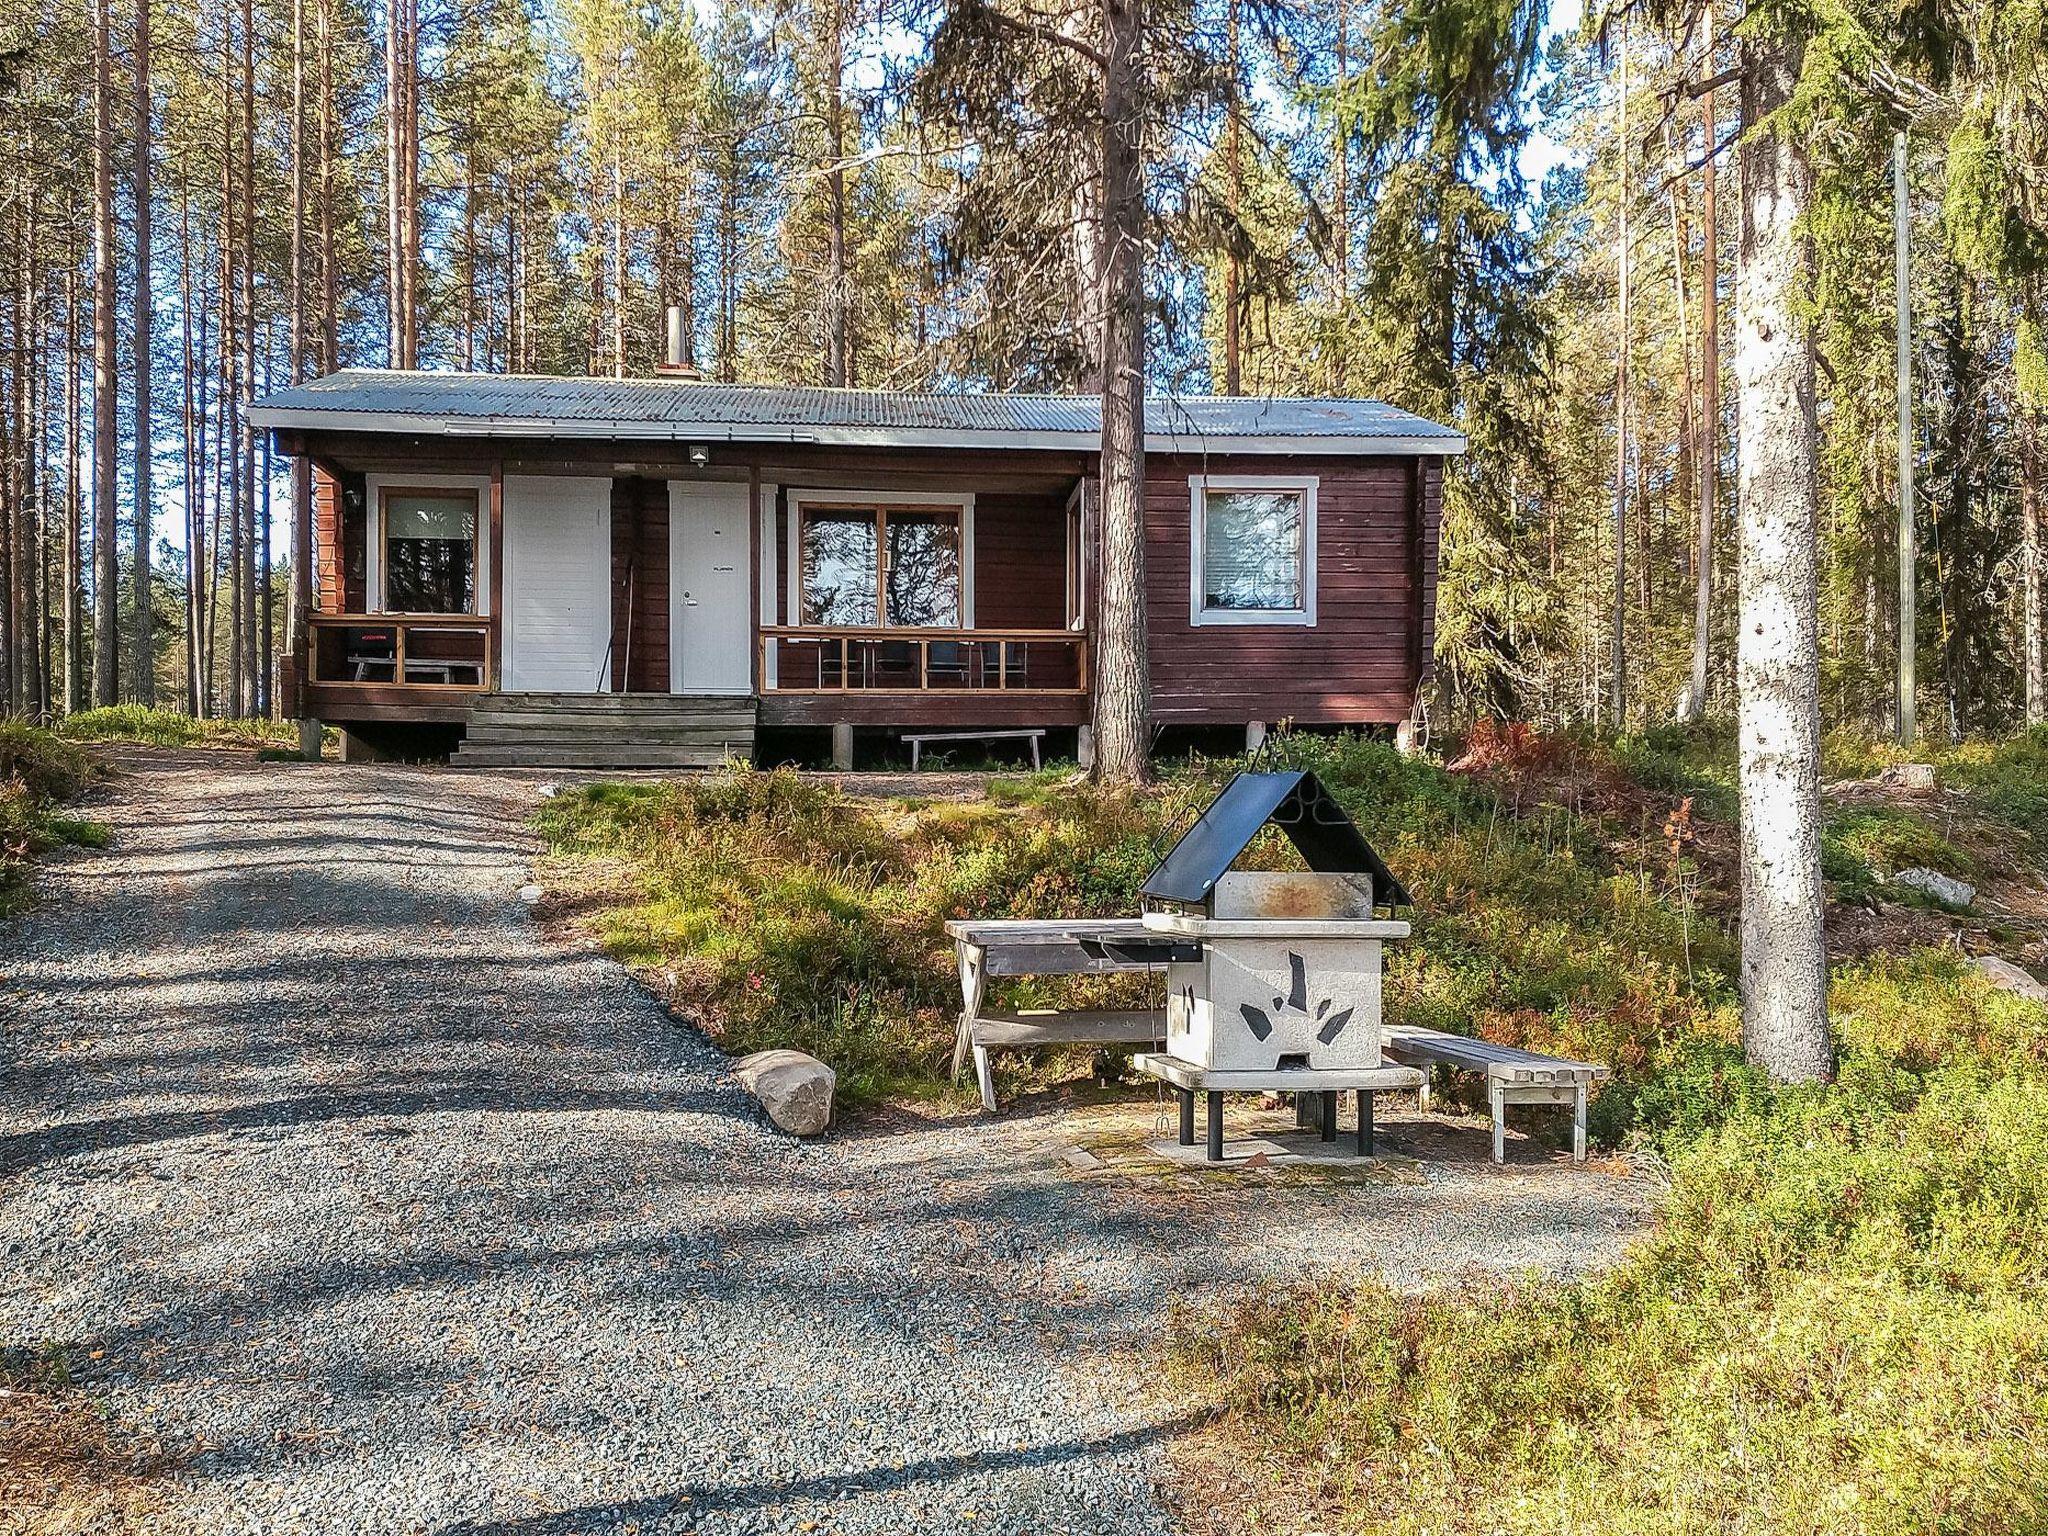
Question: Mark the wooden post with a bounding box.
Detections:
[748,465,761,697]
[488,459,505,691]
[290,451,312,714]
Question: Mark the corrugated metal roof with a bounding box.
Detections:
[249,369,1467,455]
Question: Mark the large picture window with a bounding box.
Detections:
[798,499,965,627]
[382,490,478,613]
[1189,475,1317,626]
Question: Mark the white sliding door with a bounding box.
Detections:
[503,475,612,692]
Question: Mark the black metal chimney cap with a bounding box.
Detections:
[1138,769,1412,909]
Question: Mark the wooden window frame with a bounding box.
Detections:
[377,484,483,617]
[1188,473,1319,628]
[786,489,976,630]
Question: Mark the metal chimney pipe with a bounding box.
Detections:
[656,304,702,379]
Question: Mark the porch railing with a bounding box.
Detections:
[306,614,496,690]
[759,626,1088,695]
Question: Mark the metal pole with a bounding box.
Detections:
[1895,129,1916,746]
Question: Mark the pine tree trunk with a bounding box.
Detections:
[3,213,18,717]
[1609,20,1629,727]
[181,161,204,714]
[1683,0,1719,722]
[1221,0,1241,396]
[1090,0,1151,785]
[91,0,120,707]
[2023,400,2044,726]
[291,0,306,382]
[319,0,337,372]
[385,0,404,367]
[611,147,627,378]
[1736,32,1830,1084]
[132,0,154,706]
[241,0,260,716]
[824,0,850,388]
[64,244,83,715]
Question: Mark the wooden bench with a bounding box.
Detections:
[1381,1024,1608,1163]
[945,918,1189,1110]
[906,728,1045,771]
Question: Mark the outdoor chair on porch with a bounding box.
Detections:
[347,629,397,681]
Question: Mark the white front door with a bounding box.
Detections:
[670,482,752,694]
[503,475,612,692]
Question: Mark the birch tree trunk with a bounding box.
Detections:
[1735,31,1830,1083]
[1090,0,1152,785]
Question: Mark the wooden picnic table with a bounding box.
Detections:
[944,918,1192,1111]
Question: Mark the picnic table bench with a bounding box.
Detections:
[945,918,1190,1110]
[906,728,1045,770]
[1381,1024,1608,1163]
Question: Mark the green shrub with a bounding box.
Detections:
[1171,960,2048,1534]
[1822,804,1978,893]
[0,722,104,909]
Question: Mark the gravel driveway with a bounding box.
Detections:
[0,752,1651,1535]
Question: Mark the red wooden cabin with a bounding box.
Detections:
[253,370,1462,766]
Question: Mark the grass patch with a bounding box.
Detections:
[59,705,304,750]
[0,723,104,912]
[536,767,1208,1104]
[536,734,1743,1126]
[1822,803,1979,893]
[0,1345,166,1531]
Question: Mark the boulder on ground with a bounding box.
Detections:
[734,1049,835,1136]
[1974,955,2048,1002]
[1892,866,1976,910]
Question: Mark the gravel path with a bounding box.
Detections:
[0,752,1652,1535]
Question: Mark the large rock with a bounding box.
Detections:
[734,1049,835,1136]
[1892,866,1976,910]
[1974,955,2048,1003]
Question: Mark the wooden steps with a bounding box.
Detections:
[452,692,755,769]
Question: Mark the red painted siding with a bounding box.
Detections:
[610,477,670,691]
[1145,454,1422,725]
[972,491,1070,629]
[313,465,342,613]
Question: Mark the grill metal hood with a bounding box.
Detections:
[1139,770,1411,910]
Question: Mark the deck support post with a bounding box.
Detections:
[1356,1090,1374,1157]
[298,717,322,761]
[1246,720,1267,755]
[831,723,854,771]
[1319,1089,1337,1142]
[1076,724,1095,773]
[289,453,313,718]
[1206,1091,1224,1162]
[488,460,505,690]
[1177,1087,1195,1146]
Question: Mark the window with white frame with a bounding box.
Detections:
[1189,475,1317,625]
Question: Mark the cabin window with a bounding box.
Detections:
[1189,475,1317,627]
[381,490,478,613]
[796,498,968,628]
